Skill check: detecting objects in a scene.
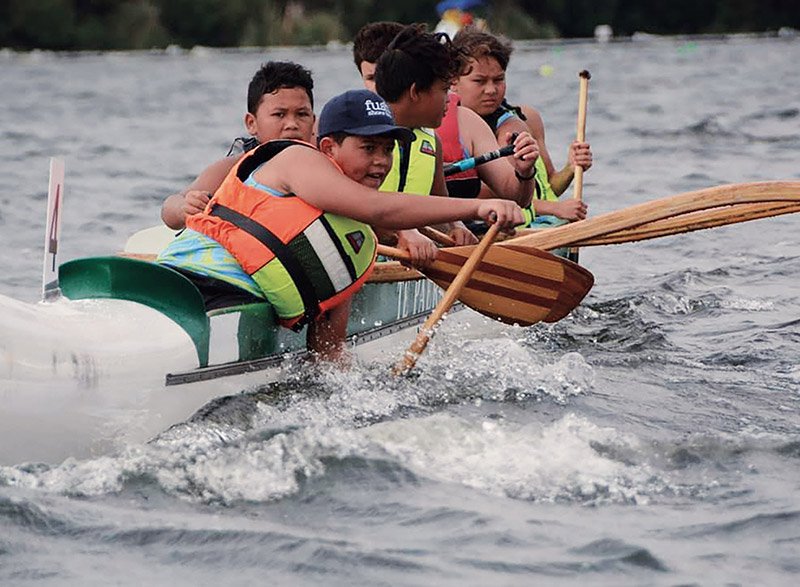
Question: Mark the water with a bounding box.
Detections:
[1,37,800,584]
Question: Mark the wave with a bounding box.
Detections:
[628,114,800,144]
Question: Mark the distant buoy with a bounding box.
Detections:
[594,24,613,43]
[539,64,554,77]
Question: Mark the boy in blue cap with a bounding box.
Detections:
[158,89,523,360]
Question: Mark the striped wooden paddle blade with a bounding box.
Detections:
[422,245,594,326]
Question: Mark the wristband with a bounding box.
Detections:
[515,168,536,181]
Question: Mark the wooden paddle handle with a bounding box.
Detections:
[418,225,525,248]
[392,223,501,376]
[567,70,591,263]
[376,243,411,261]
[418,226,457,246]
[377,225,459,256]
[573,70,591,202]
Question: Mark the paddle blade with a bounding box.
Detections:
[422,245,594,326]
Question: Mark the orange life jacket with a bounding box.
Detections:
[188,139,376,328]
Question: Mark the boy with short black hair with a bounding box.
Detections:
[360,23,541,238]
[352,21,404,93]
[161,61,316,229]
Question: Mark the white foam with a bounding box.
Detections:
[365,412,659,504]
[720,297,774,311]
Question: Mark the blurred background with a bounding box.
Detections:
[2,0,799,50]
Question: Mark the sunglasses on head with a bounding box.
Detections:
[387,27,452,52]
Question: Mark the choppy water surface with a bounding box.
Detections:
[1,37,799,585]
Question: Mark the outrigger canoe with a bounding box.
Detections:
[61,251,451,387]
[68,214,591,383]
[0,159,593,463]
[5,159,791,466]
[1,228,588,464]
[0,224,489,465]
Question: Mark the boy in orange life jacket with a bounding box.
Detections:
[161,61,316,230]
[166,89,524,361]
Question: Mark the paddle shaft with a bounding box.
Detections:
[574,201,800,246]
[418,225,457,246]
[502,181,800,251]
[443,143,515,177]
[391,223,501,376]
[568,70,591,263]
[419,225,530,248]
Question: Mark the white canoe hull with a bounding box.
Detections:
[0,289,466,465]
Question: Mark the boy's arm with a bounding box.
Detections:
[461,108,537,207]
[518,105,556,178]
[518,105,575,197]
[276,147,523,229]
[306,298,351,362]
[430,134,448,197]
[477,179,587,221]
[160,156,239,229]
[534,198,587,221]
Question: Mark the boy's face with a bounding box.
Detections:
[414,79,451,128]
[452,56,506,117]
[245,86,315,144]
[323,135,395,189]
[359,61,377,94]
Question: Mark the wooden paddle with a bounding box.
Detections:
[573,201,800,246]
[567,70,591,263]
[415,225,592,322]
[418,225,458,246]
[502,181,800,251]
[392,223,501,375]
[376,236,594,327]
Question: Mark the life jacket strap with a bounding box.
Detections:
[396,143,411,193]
[210,203,320,322]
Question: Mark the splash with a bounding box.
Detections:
[365,412,663,505]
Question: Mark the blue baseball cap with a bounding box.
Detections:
[318,89,415,143]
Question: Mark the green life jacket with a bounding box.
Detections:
[380,127,437,195]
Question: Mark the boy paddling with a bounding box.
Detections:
[452,28,592,224]
[356,23,542,238]
[158,89,523,360]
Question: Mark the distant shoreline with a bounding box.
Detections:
[2,28,796,55]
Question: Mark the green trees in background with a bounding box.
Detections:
[1,0,798,50]
[2,0,168,50]
[519,0,799,37]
